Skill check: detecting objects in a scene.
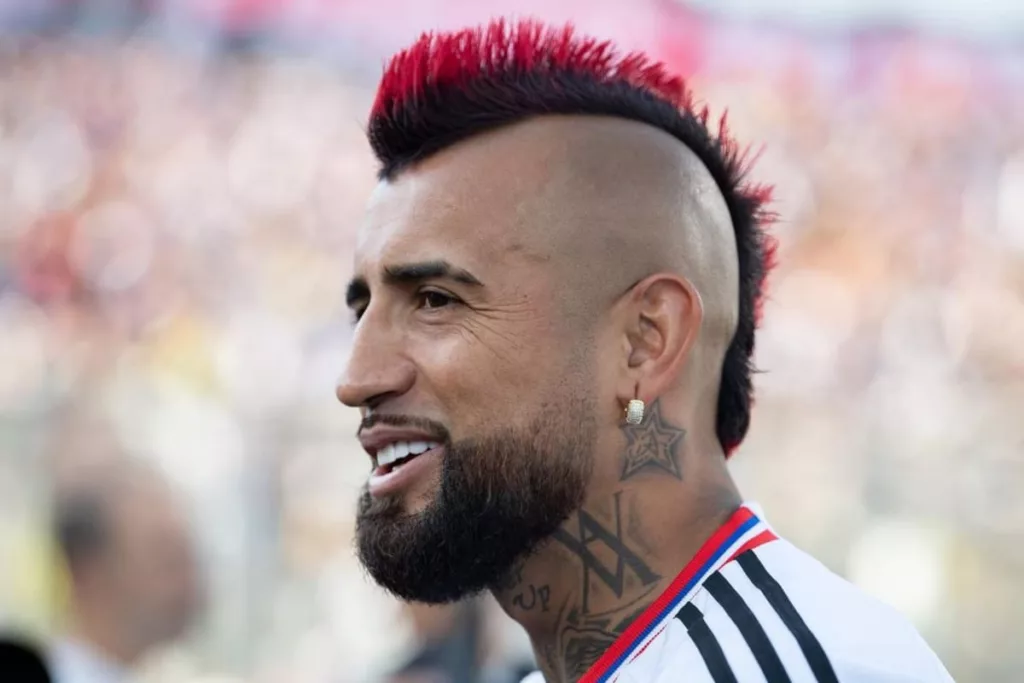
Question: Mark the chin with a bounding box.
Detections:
[356,494,487,603]
[401,490,437,516]
[354,412,594,603]
[355,494,564,604]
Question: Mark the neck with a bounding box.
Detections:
[493,406,741,683]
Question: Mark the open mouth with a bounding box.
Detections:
[374,440,442,474]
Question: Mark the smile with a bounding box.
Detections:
[368,442,444,497]
[374,440,442,472]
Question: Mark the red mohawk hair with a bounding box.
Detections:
[373,19,692,120]
[368,18,777,458]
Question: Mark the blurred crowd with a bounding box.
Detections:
[0,2,1021,683]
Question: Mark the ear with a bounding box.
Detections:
[618,273,703,404]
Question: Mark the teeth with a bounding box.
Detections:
[377,444,397,466]
[408,441,432,455]
[376,441,441,468]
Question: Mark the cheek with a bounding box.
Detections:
[414,323,565,420]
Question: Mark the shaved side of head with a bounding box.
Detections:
[522,117,739,344]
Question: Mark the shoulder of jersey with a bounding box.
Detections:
[632,540,956,683]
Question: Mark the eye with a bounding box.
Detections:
[417,289,459,310]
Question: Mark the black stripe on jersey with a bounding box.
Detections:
[677,603,738,683]
[704,572,792,683]
[737,551,840,683]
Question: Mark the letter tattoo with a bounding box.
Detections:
[504,564,552,613]
[513,584,552,612]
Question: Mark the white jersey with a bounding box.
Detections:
[50,638,130,683]
[522,504,953,683]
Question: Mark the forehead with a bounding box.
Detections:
[355,124,565,273]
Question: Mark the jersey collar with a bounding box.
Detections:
[579,503,777,683]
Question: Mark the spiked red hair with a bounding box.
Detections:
[368,19,777,457]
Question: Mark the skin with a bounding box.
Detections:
[61,464,203,667]
[339,115,744,683]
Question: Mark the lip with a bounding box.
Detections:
[368,445,443,498]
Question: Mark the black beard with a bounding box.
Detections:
[355,398,595,604]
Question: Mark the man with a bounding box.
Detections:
[337,18,955,683]
[50,459,203,683]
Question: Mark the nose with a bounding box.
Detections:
[336,313,416,409]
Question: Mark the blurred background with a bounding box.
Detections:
[0,0,1021,682]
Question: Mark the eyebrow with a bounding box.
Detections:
[345,259,484,308]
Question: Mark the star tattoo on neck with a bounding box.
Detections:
[620,400,685,481]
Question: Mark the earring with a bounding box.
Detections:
[625,398,645,425]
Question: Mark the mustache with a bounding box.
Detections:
[357,413,451,442]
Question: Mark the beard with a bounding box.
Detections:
[355,390,596,604]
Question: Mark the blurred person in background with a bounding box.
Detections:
[384,602,480,683]
[385,600,534,683]
[50,458,203,683]
[339,18,956,683]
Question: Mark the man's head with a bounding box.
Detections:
[55,460,202,661]
[338,19,775,603]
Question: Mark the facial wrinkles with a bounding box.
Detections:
[464,275,564,356]
[457,312,527,366]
